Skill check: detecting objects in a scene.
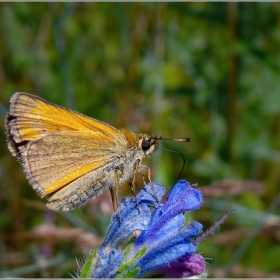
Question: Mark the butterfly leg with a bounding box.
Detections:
[139,164,159,202]
[129,159,140,213]
[110,171,122,223]
[137,171,147,185]
[137,164,147,185]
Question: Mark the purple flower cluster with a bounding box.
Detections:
[80,180,207,278]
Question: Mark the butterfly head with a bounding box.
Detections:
[139,135,159,157]
[139,134,192,157]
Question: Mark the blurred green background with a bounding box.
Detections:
[0,2,280,278]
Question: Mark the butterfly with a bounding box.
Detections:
[5,92,190,216]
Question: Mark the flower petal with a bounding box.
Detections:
[149,180,203,236]
[154,253,206,278]
[102,202,151,249]
[101,182,165,250]
[162,180,203,215]
[136,182,165,205]
[132,180,203,250]
[132,213,185,250]
[131,221,203,277]
[135,243,196,277]
[92,249,123,278]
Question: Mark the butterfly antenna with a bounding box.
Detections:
[152,136,191,142]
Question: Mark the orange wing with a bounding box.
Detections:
[5,92,127,197]
[6,92,124,148]
[21,131,117,197]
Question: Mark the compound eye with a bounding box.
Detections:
[142,139,151,150]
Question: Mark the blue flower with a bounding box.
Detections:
[79,180,207,278]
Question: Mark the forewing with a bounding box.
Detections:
[21,131,117,197]
[5,92,125,156]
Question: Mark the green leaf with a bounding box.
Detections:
[115,245,147,277]
[122,267,141,278]
[79,249,98,278]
